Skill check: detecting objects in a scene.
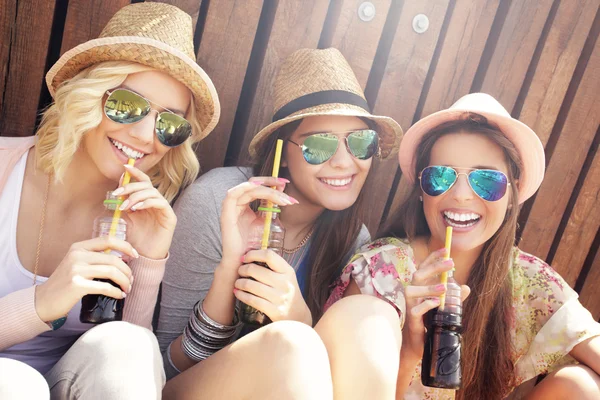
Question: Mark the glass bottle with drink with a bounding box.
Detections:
[239,200,285,326]
[421,269,462,389]
[79,192,127,324]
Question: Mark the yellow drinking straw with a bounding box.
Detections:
[260,140,284,249]
[104,158,135,253]
[439,226,453,310]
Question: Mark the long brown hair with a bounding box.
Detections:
[253,118,375,321]
[381,113,522,400]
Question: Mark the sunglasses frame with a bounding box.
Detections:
[288,129,381,165]
[103,88,192,148]
[418,165,511,202]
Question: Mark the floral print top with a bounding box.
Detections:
[325,237,600,399]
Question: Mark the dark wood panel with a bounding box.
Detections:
[328,0,391,88]
[480,0,554,112]
[0,0,17,133]
[233,0,331,164]
[518,0,597,146]
[552,138,600,286]
[61,0,131,54]
[520,38,600,260]
[420,0,500,117]
[364,0,450,232]
[0,0,55,137]
[579,239,600,320]
[194,0,263,172]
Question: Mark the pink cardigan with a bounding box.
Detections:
[0,136,166,350]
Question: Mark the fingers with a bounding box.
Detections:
[70,237,139,260]
[238,262,279,287]
[405,283,446,299]
[412,257,454,285]
[76,276,127,299]
[225,182,299,208]
[123,163,151,183]
[234,278,279,303]
[460,285,471,302]
[81,265,133,293]
[242,250,293,275]
[233,289,273,318]
[119,188,166,211]
[248,176,289,192]
[77,251,132,281]
[409,298,441,318]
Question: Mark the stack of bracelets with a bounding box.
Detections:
[181,299,241,362]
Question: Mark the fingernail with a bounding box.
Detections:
[128,285,132,293]
[438,247,448,255]
[131,201,144,211]
[122,292,127,298]
[280,195,293,205]
[132,248,139,258]
[434,284,446,291]
[124,164,133,169]
[277,178,290,183]
[251,181,263,185]
[119,200,129,210]
[288,196,299,204]
[130,275,134,284]
[240,256,245,263]
[433,297,440,303]
[112,187,124,196]
[233,288,238,294]
[443,259,454,266]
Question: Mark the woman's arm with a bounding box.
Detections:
[0,287,51,351]
[570,336,600,374]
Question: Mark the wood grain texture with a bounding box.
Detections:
[0,0,17,133]
[61,0,131,54]
[420,0,500,117]
[520,37,600,260]
[232,0,331,164]
[0,0,56,137]
[194,0,263,172]
[363,0,450,232]
[517,0,598,146]
[579,241,600,320]
[480,0,554,112]
[149,0,204,27]
[328,0,391,88]
[552,139,600,286]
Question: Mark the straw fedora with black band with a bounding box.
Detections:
[399,93,545,204]
[45,2,220,143]
[248,48,403,160]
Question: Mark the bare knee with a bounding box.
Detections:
[258,321,329,367]
[531,365,600,400]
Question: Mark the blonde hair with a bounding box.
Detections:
[36,61,201,202]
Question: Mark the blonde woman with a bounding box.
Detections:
[0,4,219,399]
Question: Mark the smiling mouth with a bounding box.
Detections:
[109,138,146,160]
[443,210,481,228]
[319,176,353,187]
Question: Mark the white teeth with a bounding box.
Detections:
[321,177,352,187]
[110,139,145,159]
[443,211,481,224]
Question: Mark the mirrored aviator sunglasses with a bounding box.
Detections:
[289,129,380,165]
[419,165,510,202]
[104,89,193,147]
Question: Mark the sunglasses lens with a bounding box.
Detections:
[104,89,151,124]
[347,129,379,160]
[156,113,192,147]
[301,134,338,165]
[469,170,508,201]
[420,166,457,196]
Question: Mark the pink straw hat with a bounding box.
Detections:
[398,93,545,204]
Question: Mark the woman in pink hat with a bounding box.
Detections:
[0,3,219,399]
[326,93,600,399]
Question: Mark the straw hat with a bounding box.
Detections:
[45,2,220,143]
[248,48,403,160]
[399,93,545,204]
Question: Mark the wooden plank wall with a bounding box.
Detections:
[1,0,599,318]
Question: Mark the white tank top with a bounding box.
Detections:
[0,151,90,374]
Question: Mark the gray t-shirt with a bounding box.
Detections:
[156,166,370,378]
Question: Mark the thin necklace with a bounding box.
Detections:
[33,174,51,285]
[282,227,314,254]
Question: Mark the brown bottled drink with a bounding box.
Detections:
[239,201,285,326]
[421,273,462,389]
[80,192,126,324]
